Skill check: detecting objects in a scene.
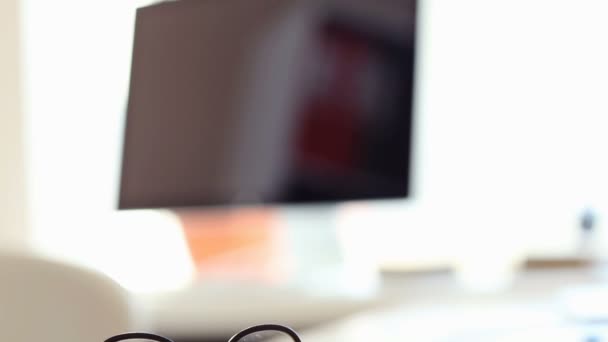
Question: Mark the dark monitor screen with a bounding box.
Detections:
[119,0,417,209]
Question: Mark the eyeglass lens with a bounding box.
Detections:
[232,329,298,342]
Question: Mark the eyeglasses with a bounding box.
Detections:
[106,324,302,342]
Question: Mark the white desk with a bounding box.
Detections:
[297,267,608,341]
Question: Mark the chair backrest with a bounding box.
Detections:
[0,252,130,342]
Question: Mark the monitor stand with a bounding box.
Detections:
[174,205,381,297]
[280,205,381,298]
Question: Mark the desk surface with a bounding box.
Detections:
[171,266,608,342]
[296,267,608,341]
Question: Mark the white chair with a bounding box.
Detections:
[0,252,131,342]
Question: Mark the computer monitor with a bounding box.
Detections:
[119,0,417,209]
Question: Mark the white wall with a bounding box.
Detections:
[0,0,27,250]
[342,0,608,269]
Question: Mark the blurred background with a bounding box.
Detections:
[3,0,608,341]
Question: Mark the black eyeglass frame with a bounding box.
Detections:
[105,324,302,342]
